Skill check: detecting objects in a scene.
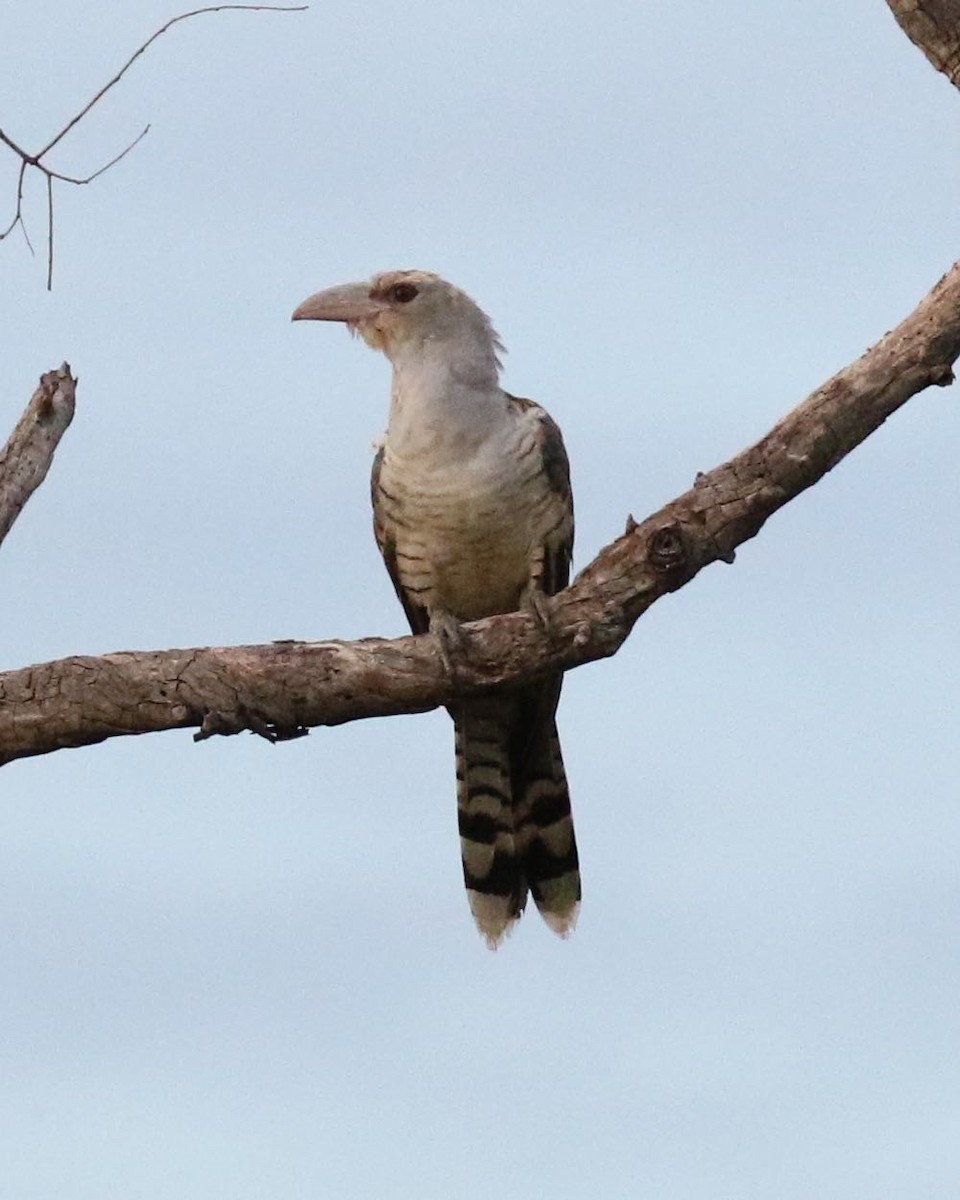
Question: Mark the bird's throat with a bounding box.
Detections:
[386,348,506,463]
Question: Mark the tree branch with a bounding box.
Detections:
[0,4,307,288]
[886,0,960,90]
[0,365,76,550]
[3,260,959,767]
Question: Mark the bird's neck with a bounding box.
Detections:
[384,333,506,461]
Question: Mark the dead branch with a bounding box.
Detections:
[886,0,960,90]
[2,4,959,767]
[0,4,307,288]
[3,258,959,766]
[0,366,77,550]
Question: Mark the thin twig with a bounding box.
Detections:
[37,5,308,159]
[0,4,307,286]
[0,128,30,160]
[45,175,54,291]
[47,125,152,186]
[0,160,28,242]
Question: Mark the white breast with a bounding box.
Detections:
[379,419,543,620]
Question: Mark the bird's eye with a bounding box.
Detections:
[389,282,419,303]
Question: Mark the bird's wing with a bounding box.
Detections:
[506,393,574,597]
[493,395,579,938]
[370,444,430,635]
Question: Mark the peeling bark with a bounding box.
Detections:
[3,261,959,766]
[0,366,76,548]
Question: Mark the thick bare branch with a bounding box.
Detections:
[0,365,76,550]
[3,260,959,766]
[886,0,960,90]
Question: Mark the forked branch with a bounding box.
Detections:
[2,260,958,765]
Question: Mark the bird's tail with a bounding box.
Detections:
[454,683,580,948]
[513,707,581,938]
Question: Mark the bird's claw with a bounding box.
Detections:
[429,609,469,676]
[521,586,554,637]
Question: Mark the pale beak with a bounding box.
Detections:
[291,282,384,323]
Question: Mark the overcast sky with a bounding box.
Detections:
[3,2,960,1197]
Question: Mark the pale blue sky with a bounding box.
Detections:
[3,3,960,1197]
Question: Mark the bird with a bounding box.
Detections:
[293,270,580,946]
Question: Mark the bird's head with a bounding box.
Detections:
[292,270,503,377]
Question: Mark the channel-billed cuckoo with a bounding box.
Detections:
[293,270,580,946]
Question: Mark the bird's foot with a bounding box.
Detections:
[429,608,469,676]
[521,585,555,638]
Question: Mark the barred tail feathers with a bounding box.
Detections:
[513,716,581,937]
[454,699,527,948]
[454,684,580,947]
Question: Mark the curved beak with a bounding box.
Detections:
[292,282,384,323]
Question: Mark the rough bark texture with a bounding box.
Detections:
[886,0,960,89]
[3,260,959,766]
[0,366,76,548]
